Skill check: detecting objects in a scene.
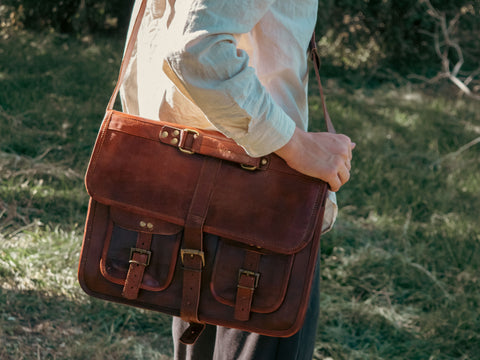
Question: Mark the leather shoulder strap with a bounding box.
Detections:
[107,0,335,134]
[107,0,148,110]
[309,35,335,134]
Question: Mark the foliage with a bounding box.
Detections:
[316,0,480,80]
[2,0,480,80]
[1,30,480,359]
[1,0,134,34]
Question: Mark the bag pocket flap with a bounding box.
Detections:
[210,241,293,314]
[100,208,182,291]
[110,207,183,234]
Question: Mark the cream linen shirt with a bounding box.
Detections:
[120,0,337,232]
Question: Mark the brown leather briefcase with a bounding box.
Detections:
[78,0,334,344]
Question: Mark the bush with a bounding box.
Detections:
[2,0,479,82]
[2,0,134,34]
[317,0,480,78]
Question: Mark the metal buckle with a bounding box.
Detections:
[179,129,200,154]
[181,249,205,267]
[238,269,260,288]
[129,248,151,267]
[240,164,257,171]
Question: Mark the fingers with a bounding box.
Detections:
[329,176,341,192]
[340,136,354,162]
[338,163,350,184]
[312,134,354,191]
[335,137,354,183]
[329,162,350,192]
[348,142,355,162]
[274,128,355,191]
[345,157,351,171]
[342,138,354,175]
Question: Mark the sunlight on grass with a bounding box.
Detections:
[0,223,174,359]
[1,29,479,360]
[0,227,81,295]
[370,304,420,333]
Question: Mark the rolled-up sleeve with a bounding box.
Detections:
[163,0,296,157]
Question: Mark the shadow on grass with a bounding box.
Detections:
[318,225,480,360]
[0,31,123,168]
[1,29,479,360]
[0,287,173,360]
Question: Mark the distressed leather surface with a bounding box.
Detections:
[78,110,328,338]
[86,110,326,253]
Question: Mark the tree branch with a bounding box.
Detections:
[419,0,480,100]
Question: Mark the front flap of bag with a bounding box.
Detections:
[86,111,328,254]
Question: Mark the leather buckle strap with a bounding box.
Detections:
[180,157,221,323]
[159,126,201,154]
[179,322,206,345]
[238,269,260,290]
[234,251,261,321]
[122,232,153,300]
[159,124,270,170]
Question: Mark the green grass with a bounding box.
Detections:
[309,86,480,359]
[1,29,480,359]
[0,30,173,359]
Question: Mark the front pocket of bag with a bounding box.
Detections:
[210,239,294,314]
[99,207,182,291]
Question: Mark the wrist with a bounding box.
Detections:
[274,127,303,163]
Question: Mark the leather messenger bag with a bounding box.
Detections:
[78,0,336,344]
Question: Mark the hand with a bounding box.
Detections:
[275,127,355,192]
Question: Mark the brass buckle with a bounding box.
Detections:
[181,249,205,267]
[240,164,257,171]
[129,248,151,267]
[179,129,200,154]
[238,269,260,288]
[241,157,268,171]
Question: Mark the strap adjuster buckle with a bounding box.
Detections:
[179,129,200,154]
[181,249,205,267]
[129,248,151,267]
[238,269,260,289]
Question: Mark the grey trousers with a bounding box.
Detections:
[172,259,320,360]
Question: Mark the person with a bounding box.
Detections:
[120,0,355,359]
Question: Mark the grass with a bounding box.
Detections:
[310,86,480,359]
[1,29,479,359]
